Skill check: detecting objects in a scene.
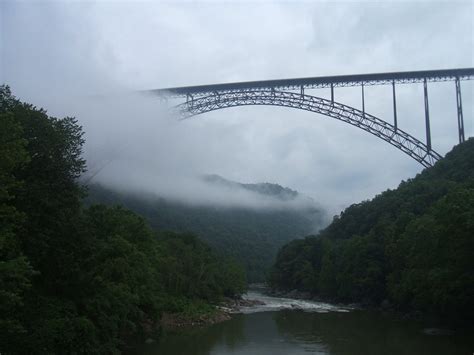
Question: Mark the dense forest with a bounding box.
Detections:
[0,86,245,354]
[270,138,474,321]
[85,178,324,282]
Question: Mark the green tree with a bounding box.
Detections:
[270,138,474,321]
[0,86,247,353]
[0,108,35,350]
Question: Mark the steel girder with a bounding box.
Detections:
[172,90,442,168]
[149,67,474,98]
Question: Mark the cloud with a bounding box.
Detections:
[1,0,473,215]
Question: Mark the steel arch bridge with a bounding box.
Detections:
[145,68,474,168]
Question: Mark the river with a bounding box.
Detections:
[138,289,473,355]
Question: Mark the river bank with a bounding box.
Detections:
[136,288,474,355]
[265,286,472,327]
[264,285,359,310]
[160,297,265,330]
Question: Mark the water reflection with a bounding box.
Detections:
[139,306,473,355]
[138,315,246,355]
[273,310,473,355]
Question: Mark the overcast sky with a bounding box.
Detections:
[1,0,473,214]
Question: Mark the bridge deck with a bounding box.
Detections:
[147,68,474,98]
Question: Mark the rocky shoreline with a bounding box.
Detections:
[266,287,349,305]
[160,310,232,329]
[265,287,448,322]
[217,297,266,313]
[160,297,266,330]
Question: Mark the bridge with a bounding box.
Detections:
[145,68,474,168]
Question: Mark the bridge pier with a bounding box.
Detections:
[361,83,365,117]
[186,93,194,108]
[455,77,465,143]
[423,78,432,151]
[392,81,398,130]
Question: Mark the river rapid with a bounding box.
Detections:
[137,289,473,355]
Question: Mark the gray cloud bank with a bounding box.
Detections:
[1,0,473,215]
[75,94,323,211]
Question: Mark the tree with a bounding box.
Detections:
[0,108,35,350]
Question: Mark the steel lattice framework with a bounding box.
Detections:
[149,68,474,98]
[173,90,441,167]
[145,67,474,168]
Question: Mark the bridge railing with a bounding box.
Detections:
[147,68,474,98]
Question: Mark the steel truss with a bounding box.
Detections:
[173,90,442,168]
[149,68,474,98]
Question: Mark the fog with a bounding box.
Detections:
[75,93,320,210]
[1,0,473,215]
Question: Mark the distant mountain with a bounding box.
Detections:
[85,177,326,282]
[202,174,299,201]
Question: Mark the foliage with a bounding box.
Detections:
[270,138,474,321]
[85,183,323,283]
[0,86,245,354]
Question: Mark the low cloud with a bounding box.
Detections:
[2,1,472,215]
[75,93,321,211]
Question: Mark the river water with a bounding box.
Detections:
[139,290,473,355]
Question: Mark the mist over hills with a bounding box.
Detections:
[202,174,299,201]
[85,175,327,282]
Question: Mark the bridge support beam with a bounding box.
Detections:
[186,93,194,108]
[361,83,365,117]
[423,78,432,151]
[455,77,465,143]
[392,81,398,130]
[174,89,443,167]
[330,83,334,105]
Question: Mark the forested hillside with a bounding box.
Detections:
[201,174,299,201]
[86,178,325,282]
[0,86,245,354]
[270,139,474,321]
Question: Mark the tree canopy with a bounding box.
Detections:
[0,86,245,354]
[85,182,323,283]
[270,138,474,321]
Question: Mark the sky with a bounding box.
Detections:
[1,0,473,215]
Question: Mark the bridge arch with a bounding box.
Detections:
[172,89,442,167]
